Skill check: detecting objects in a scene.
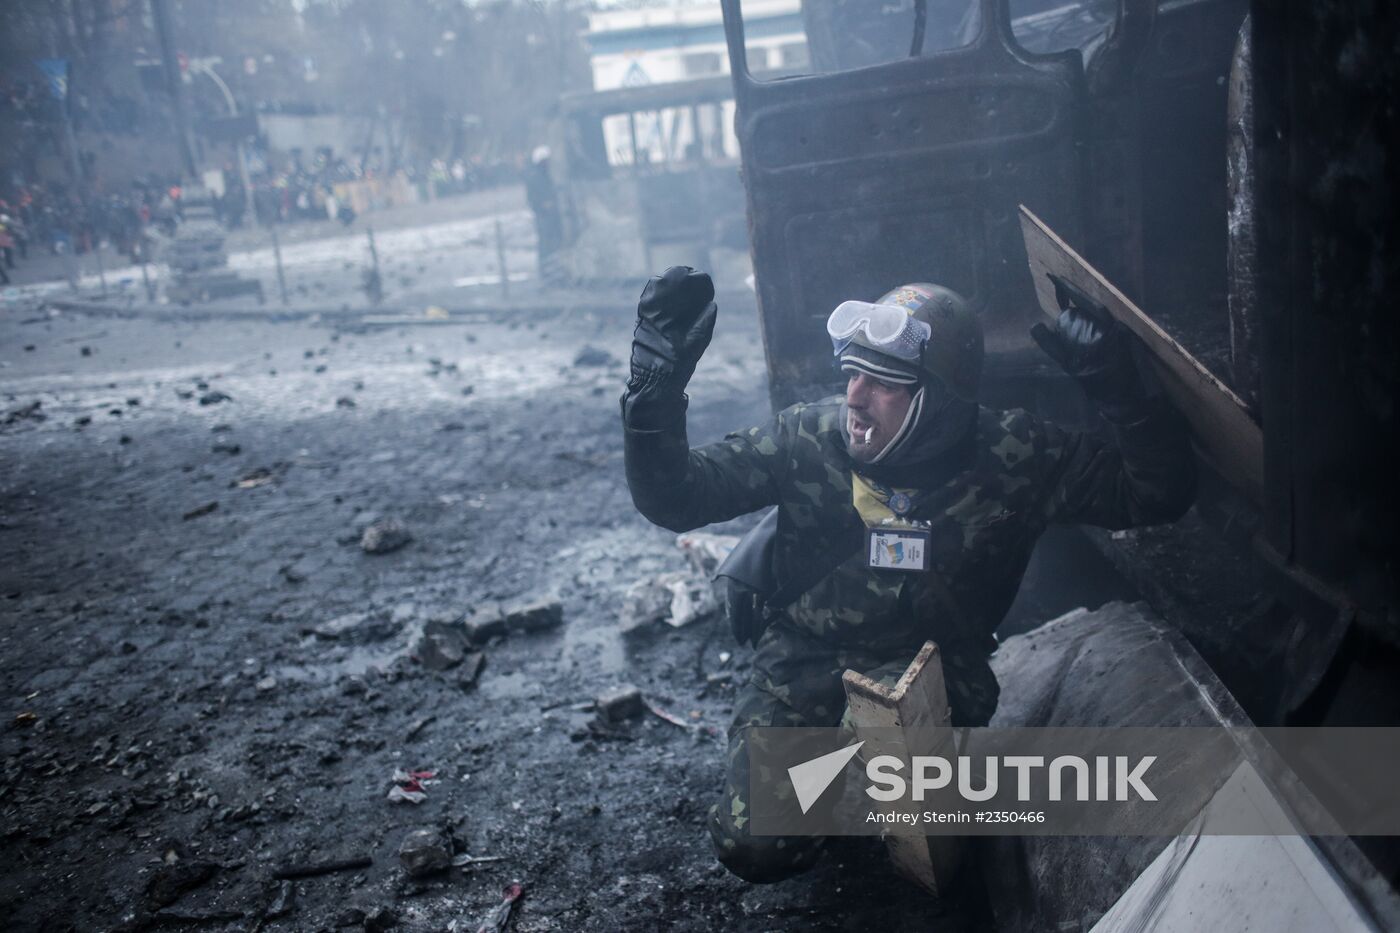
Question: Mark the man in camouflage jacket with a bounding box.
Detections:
[621,266,1196,883]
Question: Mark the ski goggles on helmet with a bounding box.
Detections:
[826,300,931,362]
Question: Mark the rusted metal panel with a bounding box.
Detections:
[1225,13,1259,411]
[721,0,1088,410]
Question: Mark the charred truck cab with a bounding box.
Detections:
[716,0,1400,923]
[550,76,751,285]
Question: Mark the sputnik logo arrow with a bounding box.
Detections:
[788,741,864,814]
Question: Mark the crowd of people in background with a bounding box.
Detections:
[0,179,183,284]
[0,147,538,286]
[215,150,526,230]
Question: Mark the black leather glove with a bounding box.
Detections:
[628,266,717,400]
[1030,273,1148,423]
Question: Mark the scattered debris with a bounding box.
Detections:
[387,769,437,805]
[361,517,412,555]
[234,467,277,489]
[336,396,357,409]
[3,401,45,425]
[406,715,437,740]
[463,605,508,644]
[475,882,524,933]
[450,854,506,868]
[417,621,468,671]
[306,612,397,643]
[677,531,740,576]
[272,854,373,880]
[182,501,219,521]
[264,880,295,920]
[642,698,694,731]
[622,573,715,631]
[398,827,452,877]
[13,711,38,727]
[151,908,243,923]
[333,907,366,928]
[457,652,486,690]
[145,859,217,909]
[198,391,232,406]
[504,600,563,635]
[596,685,644,724]
[212,442,242,455]
[80,346,92,357]
[364,906,399,932]
[572,345,616,367]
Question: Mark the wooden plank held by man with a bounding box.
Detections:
[842,641,962,895]
[1018,205,1265,504]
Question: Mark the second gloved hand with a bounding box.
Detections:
[628,266,717,398]
[1030,273,1148,423]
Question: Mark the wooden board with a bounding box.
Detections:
[843,641,961,896]
[1019,205,1265,504]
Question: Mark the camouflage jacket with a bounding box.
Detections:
[624,395,1195,717]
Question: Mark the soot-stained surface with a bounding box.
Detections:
[0,299,998,931]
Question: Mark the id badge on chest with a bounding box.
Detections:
[866,518,931,573]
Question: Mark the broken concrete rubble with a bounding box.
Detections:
[463,604,509,644]
[504,599,564,634]
[416,620,468,671]
[596,685,644,723]
[361,517,413,555]
[572,345,617,367]
[457,651,486,690]
[144,859,217,909]
[463,599,564,644]
[364,905,399,932]
[397,828,452,877]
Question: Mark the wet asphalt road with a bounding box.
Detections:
[0,296,992,932]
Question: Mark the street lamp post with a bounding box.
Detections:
[189,58,259,228]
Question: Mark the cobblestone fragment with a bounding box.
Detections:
[397,828,452,877]
[361,518,412,555]
[417,621,467,671]
[596,685,644,723]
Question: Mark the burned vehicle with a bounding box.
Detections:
[706,0,1400,927]
[549,75,751,285]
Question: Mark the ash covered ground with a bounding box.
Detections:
[0,199,990,932]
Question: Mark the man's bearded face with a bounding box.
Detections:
[845,372,914,462]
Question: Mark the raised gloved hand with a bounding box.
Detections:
[1030,273,1148,422]
[628,266,717,399]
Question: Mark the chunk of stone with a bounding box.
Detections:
[145,860,218,909]
[597,685,644,723]
[364,906,399,932]
[417,621,467,671]
[572,345,616,367]
[457,652,486,690]
[397,828,452,878]
[463,604,508,644]
[361,518,412,555]
[504,600,563,634]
